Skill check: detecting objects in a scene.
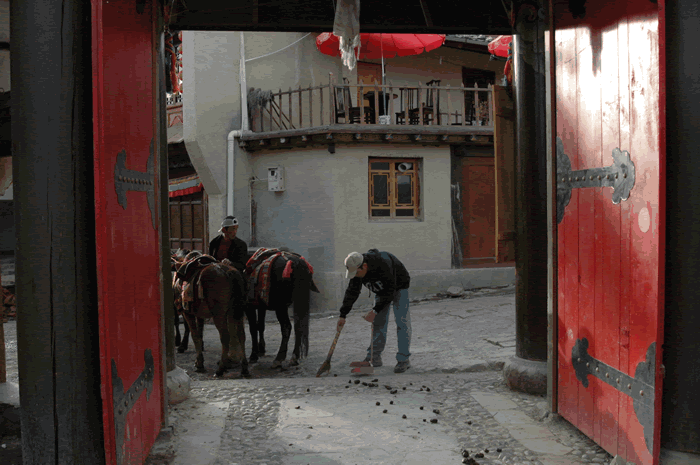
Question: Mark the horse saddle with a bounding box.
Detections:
[176,254,218,283]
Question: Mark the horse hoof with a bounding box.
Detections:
[290,357,300,367]
[195,366,207,373]
[241,370,251,379]
[215,369,225,378]
[249,353,259,363]
[271,360,283,369]
[177,347,187,354]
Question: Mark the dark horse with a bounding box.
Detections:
[245,249,319,368]
[176,257,250,377]
[171,248,194,353]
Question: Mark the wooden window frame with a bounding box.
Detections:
[368,157,421,220]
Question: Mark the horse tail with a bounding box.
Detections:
[225,265,247,316]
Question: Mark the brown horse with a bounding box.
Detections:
[171,248,195,353]
[175,255,250,378]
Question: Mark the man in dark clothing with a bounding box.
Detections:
[209,216,248,272]
[336,249,412,373]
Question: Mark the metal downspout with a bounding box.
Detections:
[227,31,250,218]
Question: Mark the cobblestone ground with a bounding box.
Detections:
[162,372,612,465]
[173,288,518,382]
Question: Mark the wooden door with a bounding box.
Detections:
[92,1,164,463]
[169,191,208,252]
[461,157,495,265]
[554,1,665,464]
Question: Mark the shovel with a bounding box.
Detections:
[316,324,343,377]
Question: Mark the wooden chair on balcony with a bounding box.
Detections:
[409,79,440,125]
[334,78,373,124]
[395,88,417,125]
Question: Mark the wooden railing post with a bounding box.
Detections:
[373,80,380,122]
[432,83,438,125]
[461,83,467,126]
[308,84,313,128]
[289,87,293,128]
[320,83,324,126]
[418,82,424,125]
[329,73,335,125]
[488,84,494,126]
[474,81,480,125]
[298,85,303,128]
[389,80,395,124]
[446,84,452,126]
[359,82,365,125]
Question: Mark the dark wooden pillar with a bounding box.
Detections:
[503,0,549,395]
[11,1,105,463]
[158,3,176,379]
[662,0,700,458]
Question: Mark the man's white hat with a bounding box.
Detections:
[218,216,238,233]
[344,251,363,279]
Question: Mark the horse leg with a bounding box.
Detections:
[258,307,267,355]
[174,312,182,347]
[271,306,292,368]
[182,311,205,373]
[176,310,192,353]
[244,304,260,363]
[290,280,311,364]
[229,315,250,378]
[212,312,231,378]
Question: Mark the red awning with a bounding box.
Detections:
[169,174,203,198]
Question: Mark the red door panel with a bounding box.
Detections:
[92,1,163,464]
[555,1,665,464]
[461,158,495,264]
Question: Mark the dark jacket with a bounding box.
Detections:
[339,249,410,318]
[209,235,248,272]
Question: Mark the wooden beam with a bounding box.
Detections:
[418,0,434,27]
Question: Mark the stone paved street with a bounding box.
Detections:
[3,286,616,465]
[151,287,614,465]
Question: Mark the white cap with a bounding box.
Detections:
[344,252,363,279]
[218,216,239,232]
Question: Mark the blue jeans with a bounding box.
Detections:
[366,288,411,362]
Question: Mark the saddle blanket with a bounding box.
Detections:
[245,247,314,306]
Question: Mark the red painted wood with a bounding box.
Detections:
[616,11,632,461]
[555,1,664,463]
[92,1,163,464]
[461,158,495,263]
[576,23,598,442]
[597,17,622,455]
[556,26,580,428]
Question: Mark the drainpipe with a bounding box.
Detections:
[227,31,250,218]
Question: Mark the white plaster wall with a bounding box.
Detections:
[247,144,451,272]
[247,147,338,271]
[245,143,453,312]
[331,144,452,271]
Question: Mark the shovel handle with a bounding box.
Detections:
[325,326,342,361]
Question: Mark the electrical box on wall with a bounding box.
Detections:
[267,165,285,191]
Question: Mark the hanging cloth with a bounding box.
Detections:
[332,0,361,71]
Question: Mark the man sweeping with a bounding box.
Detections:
[336,249,412,373]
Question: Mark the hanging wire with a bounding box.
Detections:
[245,33,312,62]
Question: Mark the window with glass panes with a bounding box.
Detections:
[369,158,420,218]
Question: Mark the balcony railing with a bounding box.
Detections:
[248,74,494,134]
